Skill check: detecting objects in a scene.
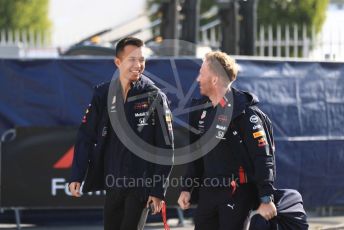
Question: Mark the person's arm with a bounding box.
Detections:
[178,159,203,210]
[147,92,174,213]
[239,108,277,220]
[178,100,204,209]
[181,98,204,191]
[69,88,101,197]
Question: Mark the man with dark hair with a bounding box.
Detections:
[114,36,144,57]
[69,37,174,230]
[178,51,277,229]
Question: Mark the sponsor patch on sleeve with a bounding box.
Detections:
[257,137,267,147]
[165,111,172,122]
[249,115,259,123]
[82,104,91,123]
[201,110,207,120]
[253,130,265,139]
[165,111,173,131]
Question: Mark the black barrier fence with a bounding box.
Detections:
[0,126,189,208]
[0,127,105,208]
[2,125,344,210]
[0,58,344,209]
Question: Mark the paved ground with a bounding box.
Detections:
[2,216,344,230]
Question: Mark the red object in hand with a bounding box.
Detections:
[231,180,237,195]
[239,166,246,184]
[161,201,170,230]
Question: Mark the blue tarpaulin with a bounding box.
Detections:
[0,58,343,208]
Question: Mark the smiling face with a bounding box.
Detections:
[115,45,145,82]
[197,60,216,97]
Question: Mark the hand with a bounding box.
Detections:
[178,191,191,210]
[257,202,277,221]
[69,182,81,197]
[146,196,162,215]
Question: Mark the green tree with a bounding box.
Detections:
[146,0,329,33]
[258,0,329,33]
[0,0,51,32]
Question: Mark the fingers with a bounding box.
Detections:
[266,211,277,220]
[69,182,81,197]
[257,211,268,220]
[182,201,190,210]
[151,201,161,215]
[146,197,152,208]
[178,194,190,210]
[257,203,277,221]
[258,210,277,221]
[150,200,161,215]
[177,196,184,209]
[147,196,162,215]
[181,197,190,210]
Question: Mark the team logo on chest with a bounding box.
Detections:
[137,117,148,126]
[216,130,226,140]
[218,115,228,123]
[134,101,149,110]
[216,125,227,131]
[135,112,148,117]
[214,110,229,139]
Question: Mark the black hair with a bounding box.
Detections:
[115,37,144,57]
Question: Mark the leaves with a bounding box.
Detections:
[0,0,51,32]
[257,0,329,33]
[146,0,329,34]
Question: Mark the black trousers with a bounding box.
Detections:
[104,188,146,230]
[194,184,259,230]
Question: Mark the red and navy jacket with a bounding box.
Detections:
[182,87,276,198]
[70,75,174,200]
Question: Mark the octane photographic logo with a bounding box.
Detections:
[108,39,234,165]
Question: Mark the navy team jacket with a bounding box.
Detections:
[70,75,174,200]
[182,87,276,198]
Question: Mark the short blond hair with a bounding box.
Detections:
[205,51,238,83]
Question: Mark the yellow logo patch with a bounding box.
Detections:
[165,113,172,122]
[253,131,265,139]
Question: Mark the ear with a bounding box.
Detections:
[114,57,121,68]
[212,75,218,86]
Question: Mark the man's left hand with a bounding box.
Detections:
[257,202,277,221]
[146,196,162,215]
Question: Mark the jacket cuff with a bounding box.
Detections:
[258,183,274,198]
[149,187,165,200]
[69,175,83,184]
[180,185,193,193]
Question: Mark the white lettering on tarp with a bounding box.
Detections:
[51,178,105,196]
[52,178,68,196]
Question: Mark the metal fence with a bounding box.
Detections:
[199,19,221,49]
[1,22,344,60]
[0,29,58,58]
[0,29,50,48]
[256,24,344,60]
[199,22,344,60]
[257,24,313,58]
